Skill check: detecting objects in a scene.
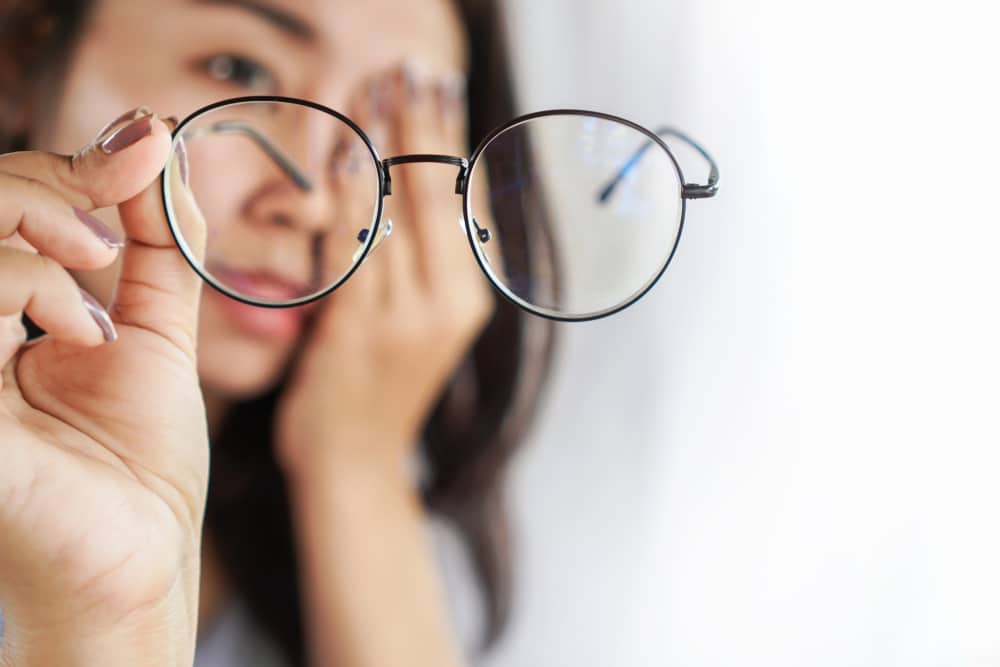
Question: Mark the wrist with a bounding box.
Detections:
[275,387,423,482]
[279,428,416,490]
[285,438,462,667]
[2,555,200,667]
[3,594,196,667]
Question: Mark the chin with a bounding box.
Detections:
[196,296,300,400]
[197,334,293,400]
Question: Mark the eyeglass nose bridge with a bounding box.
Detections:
[380,154,470,196]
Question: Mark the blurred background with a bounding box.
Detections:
[481,1,1000,665]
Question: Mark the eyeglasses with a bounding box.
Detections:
[162,96,719,322]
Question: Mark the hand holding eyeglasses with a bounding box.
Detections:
[0,109,208,664]
[0,78,719,663]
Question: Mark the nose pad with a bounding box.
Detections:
[352,217,394,263]
[456,215,492,243]
[472,217,493,244]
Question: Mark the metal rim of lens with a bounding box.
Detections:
[463,109,687,323]
[161,95,385,309]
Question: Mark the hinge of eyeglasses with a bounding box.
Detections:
[683,182,720,199]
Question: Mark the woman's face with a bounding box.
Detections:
[35,0,466,398]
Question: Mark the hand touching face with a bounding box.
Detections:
[275,64,495,476]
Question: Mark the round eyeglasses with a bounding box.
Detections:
[161,96,719,322]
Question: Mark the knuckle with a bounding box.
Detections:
[30,253,71,291]
[394,311,431,341]
[431,302,482,342]
[444,282,493,324]
[9,172,49,204]
[5,173,63,226]
[63,152,102,209]
[28,251,56,277]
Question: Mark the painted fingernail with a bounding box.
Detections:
[442,72,466,103]
[401,62,421,101]
[175,136,189,186]
[434,78,466,115]
[73,207,124,248]
[95,106,151,143]
[80,288,118,343]
[8,317,27,346]
[99,114,154,154]
[369,78,393,119]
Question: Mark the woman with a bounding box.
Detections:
[0,0,555,665]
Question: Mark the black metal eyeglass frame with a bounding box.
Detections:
[162,95,720,323]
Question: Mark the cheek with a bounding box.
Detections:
[42,19,214,157]
[185,136,259,255]
[44,44,150,155]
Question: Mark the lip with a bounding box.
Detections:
[205,264,315,341]
[208,264,312,302]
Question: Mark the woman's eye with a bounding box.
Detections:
[201,54,275,92]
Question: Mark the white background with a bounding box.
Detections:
[486,1,1000,665]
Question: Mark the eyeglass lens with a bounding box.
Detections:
[467,113,683,319]
[165,99,381,305]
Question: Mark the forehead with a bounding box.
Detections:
[86,0,467,76]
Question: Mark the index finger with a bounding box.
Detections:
[389,66,472,287]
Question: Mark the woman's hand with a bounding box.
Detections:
[273,66,491,667]
[276,66,493,477]
[0,109,209,667]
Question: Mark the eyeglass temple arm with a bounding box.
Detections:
[182,121,314,192]
[597,126,720,203]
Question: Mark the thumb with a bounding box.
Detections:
[112,123,206,358]
[0,108,172,211]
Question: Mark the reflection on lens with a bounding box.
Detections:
[163,99,381,306]
[467,113,683,319]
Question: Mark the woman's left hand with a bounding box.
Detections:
[272,66,487,667]
[275,64,493,480]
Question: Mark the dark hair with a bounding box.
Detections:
[1,0,557,664]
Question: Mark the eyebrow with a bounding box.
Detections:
[196,0,316,42]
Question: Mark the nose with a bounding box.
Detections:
[235,114,383,287]
[246,177,337,233]
[242,106,371,235]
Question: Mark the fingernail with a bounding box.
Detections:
[73,207,124,248]
[80,288,117,343]
[160,117,188,184]
[8,317,27,346]
[367,123,388,152]
[99,114,154,155]
[434,81,466,115]
[95,106,151,143]
[441,72,466,105]
[369,78,393,119]
[175,136,189,186]
[400,62,421,101]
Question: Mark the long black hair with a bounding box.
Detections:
[1,1,557,663]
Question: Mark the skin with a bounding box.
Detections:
[0,0,493,665]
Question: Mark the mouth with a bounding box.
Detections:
[207,263,314,302]
[205,263,317,342]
